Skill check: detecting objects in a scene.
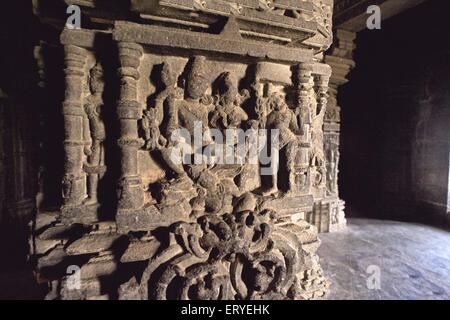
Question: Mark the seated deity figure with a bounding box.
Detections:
[160,56,214,176]
[262,93,303,196]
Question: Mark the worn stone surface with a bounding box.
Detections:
[307,28,356,232]
[319,218,450,300]
[31,0,335,300]
[0,1,445,301]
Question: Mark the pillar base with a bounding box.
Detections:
[61,203,99,225]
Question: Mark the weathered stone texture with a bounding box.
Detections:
[32,0,336,300]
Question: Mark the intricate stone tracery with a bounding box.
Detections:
[32,0,336,300]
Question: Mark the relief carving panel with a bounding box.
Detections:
[32,0,335,300]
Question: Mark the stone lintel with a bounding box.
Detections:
[113,21,314,64]
[116,204,190,234]
[312,63,332,77]
[61,28,110,49]
[131,0,318,34]
[261,195,315,217]
[323,122,341,132]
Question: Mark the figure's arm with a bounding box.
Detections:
[289,110,302,135]
[83,103,93,156]
[155,86,175,123]
[165,98,178,138]
[237,107,248,122]
[141,114,150,139]
[153,98,165,124]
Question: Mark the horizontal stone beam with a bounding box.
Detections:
[113,21,314,63]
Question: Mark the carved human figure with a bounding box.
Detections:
[311,151,325,188]
[166,56,213,137]
[311,91,327,147]
[142,108,166,151]
[326,139,339,195]
[161,56,214,176]
[211,72,248,129]
[236,120,262,193]
[293,145,310,194]
[142,62,179,151]
[83,63,106,205]
[296,81,314,140]
[262,93,302,196]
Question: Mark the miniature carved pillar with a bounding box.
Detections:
[325,29,356,122]
[116,42,145,211]
[297,63,314,144]
[315,72,331,196]
[317,29,356,232]
[316,74,330,117]
[62,45,88,206]
[324,29,356,198]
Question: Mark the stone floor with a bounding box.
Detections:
[318,218,450,300]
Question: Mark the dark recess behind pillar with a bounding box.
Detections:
[339,0,450,226]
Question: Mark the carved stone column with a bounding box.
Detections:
[317,29,356,232]
[61,45,89,222]
[297,63,314,145]
[115,42,147,232]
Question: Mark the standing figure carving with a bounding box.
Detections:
[326,137,339,195]
[83,63,106,205]
[142,62,180,151]
[263,93,302,196]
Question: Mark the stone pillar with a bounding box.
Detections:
[320,29,356,232]
[297,63,314,145]
[325,30,356,107]
[61,45,88,214]
[34,42,47,211]
[314,71,332,198]
[115,42,146,230]
[32,0,334,300]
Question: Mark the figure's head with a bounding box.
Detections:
[84,103,96,117]
[270,93,286,111]
[89,63,104,95]
[160,62,176,88]
[186,56,209,100]
[220,72,238,104]
[143,108,156,120]
[247,119,259,130]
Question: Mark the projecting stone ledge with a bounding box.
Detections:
[115,203,191,234]
[113,21,314,63]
